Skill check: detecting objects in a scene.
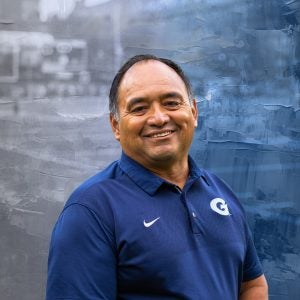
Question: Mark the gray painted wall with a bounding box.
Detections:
[0,0,299,299]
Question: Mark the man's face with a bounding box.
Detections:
[110,60,198,168]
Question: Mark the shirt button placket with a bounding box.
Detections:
[181,191,202,234]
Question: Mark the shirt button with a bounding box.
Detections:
[192,212,197,218]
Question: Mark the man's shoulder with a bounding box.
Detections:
[199,168,245,211]
[64,159,124,208]
[200,168,232,191]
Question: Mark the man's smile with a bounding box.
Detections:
[144,130,175,138]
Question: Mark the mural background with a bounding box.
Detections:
[0,0,299,299]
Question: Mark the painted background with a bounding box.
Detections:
[0,0,299,299]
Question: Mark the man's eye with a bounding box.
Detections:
[164,101,180,108]
[131,106,147,113]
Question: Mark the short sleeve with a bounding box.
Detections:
[242,224,263,282]
[46,204,117,300]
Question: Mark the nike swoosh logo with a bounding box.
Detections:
[143,217,160,227]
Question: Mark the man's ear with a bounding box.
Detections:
[110,113,120,141]
[192,99,198,127]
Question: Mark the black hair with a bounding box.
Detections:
[109,54,193,118]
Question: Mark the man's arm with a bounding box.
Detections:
[240,274,268,300]
[46,204,117,299]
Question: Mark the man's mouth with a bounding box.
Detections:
[146,130,174,138]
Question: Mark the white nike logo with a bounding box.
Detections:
[143,217,160,227]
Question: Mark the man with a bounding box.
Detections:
[46,54,268,299]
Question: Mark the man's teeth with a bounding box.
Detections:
[151,131,172,138]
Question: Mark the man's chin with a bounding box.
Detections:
[147,151,177,163]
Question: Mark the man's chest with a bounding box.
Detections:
[108,182,246,295]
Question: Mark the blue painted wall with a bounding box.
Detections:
[0,0,299,299]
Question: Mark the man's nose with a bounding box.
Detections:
[147,104,170,127]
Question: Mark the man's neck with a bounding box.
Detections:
[144,158,189,190]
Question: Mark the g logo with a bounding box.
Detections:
[210,198,231,216]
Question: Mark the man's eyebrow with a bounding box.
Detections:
[126,97,147,109]
[126,92,184,109]
[158,92,184,101]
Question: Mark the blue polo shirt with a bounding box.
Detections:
[46,152,263,300]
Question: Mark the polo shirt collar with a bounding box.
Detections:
[118,152,203,196]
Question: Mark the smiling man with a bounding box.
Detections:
[110,57,197,189]
[46,55,268,299]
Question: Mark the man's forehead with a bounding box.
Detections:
[119,60,186,91]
